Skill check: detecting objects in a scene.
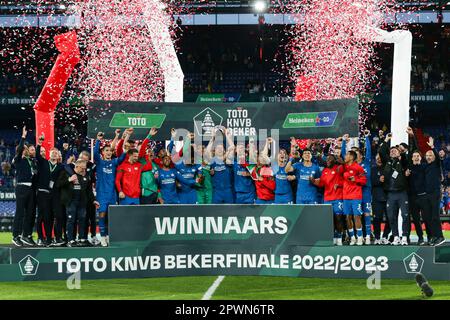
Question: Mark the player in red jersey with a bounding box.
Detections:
[311,155,344,245]
[342,150,367,246]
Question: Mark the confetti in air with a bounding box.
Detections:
[277,0,408,130]
[75,0,176,103]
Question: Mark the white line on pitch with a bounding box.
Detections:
[202,276,225,300]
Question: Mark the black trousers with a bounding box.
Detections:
[386,191,409,237]
[372,200,391,239]
[140,193,158,204]
[410,194,432,240]
[13,185,35,238]
[37,190,54,242]
[408,194,424,240]
[52,191,66,241]
[424,190,443,239]
[66,200,87,242]
[84,202,96,238]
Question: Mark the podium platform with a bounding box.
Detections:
[0,204,449,282]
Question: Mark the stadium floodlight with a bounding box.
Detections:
[253,0,267,13]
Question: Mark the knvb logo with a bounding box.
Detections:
[403,253,424,274]
[19,255,39,276]
[193,107,223,136]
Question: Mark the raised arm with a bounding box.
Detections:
[139,127,157,159]
[205,132,215,161]
[93,133,103,163]
[225,128,235,163]
[111,129,121,152]
[341,134,349,159]
[260,137,272,164]
[378,133,391,165]
[364,130,371,161]
[15,126,27,163]
[248,138,257,165]
[36,133,46,163]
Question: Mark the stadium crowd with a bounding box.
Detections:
[8,123,450,248]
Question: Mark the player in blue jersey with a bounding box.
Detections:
[261,139,295,204]
[342,130,372,245]
[173,132,203,204]
[93,130,130,246]
[285,148,321,204]
[157,155,199,204]
[233,140,256,204]
[205,127,235,204]
[272,148,295,204]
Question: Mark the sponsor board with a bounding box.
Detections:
[88,99,358,140]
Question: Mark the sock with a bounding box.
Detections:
[356,228,363,237]
[336,232,342,239]
[364,215,372,236]
[99,215,107,237]
[334,231,338,239]
[348,229,354,238]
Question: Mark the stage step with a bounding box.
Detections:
[0,244,449,282]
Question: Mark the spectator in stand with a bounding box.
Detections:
[0,139,6,162]
[444,186,450,214]
[438,148,449,186]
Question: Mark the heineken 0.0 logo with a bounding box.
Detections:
[282,111,338,128]
[193,107,223,136]
[403,253,424,274]
[109,113,166,129]
[19,255,39,276]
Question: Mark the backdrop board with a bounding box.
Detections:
[87,99,359,140]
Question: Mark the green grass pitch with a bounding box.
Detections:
[1,232,449,300]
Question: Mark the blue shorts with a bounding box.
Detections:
[213,189,234,204]
[361,201,372,214]
[119,196,140,205]
[343,199,362,216]
[275,193,294,204]
[97,194,116,213]
[256,198,274,204]
[178,191,197,204]
[324,200,344,215]
[235,192,255,204]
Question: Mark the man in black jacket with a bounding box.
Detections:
[57,159,99,247]
[35,134,65,246]
[423,137,445,246]
[407,151,429,245]
[11,126,37,247]
[65,151,98,245]
[371,153,391,244]
[379,133,410,246]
